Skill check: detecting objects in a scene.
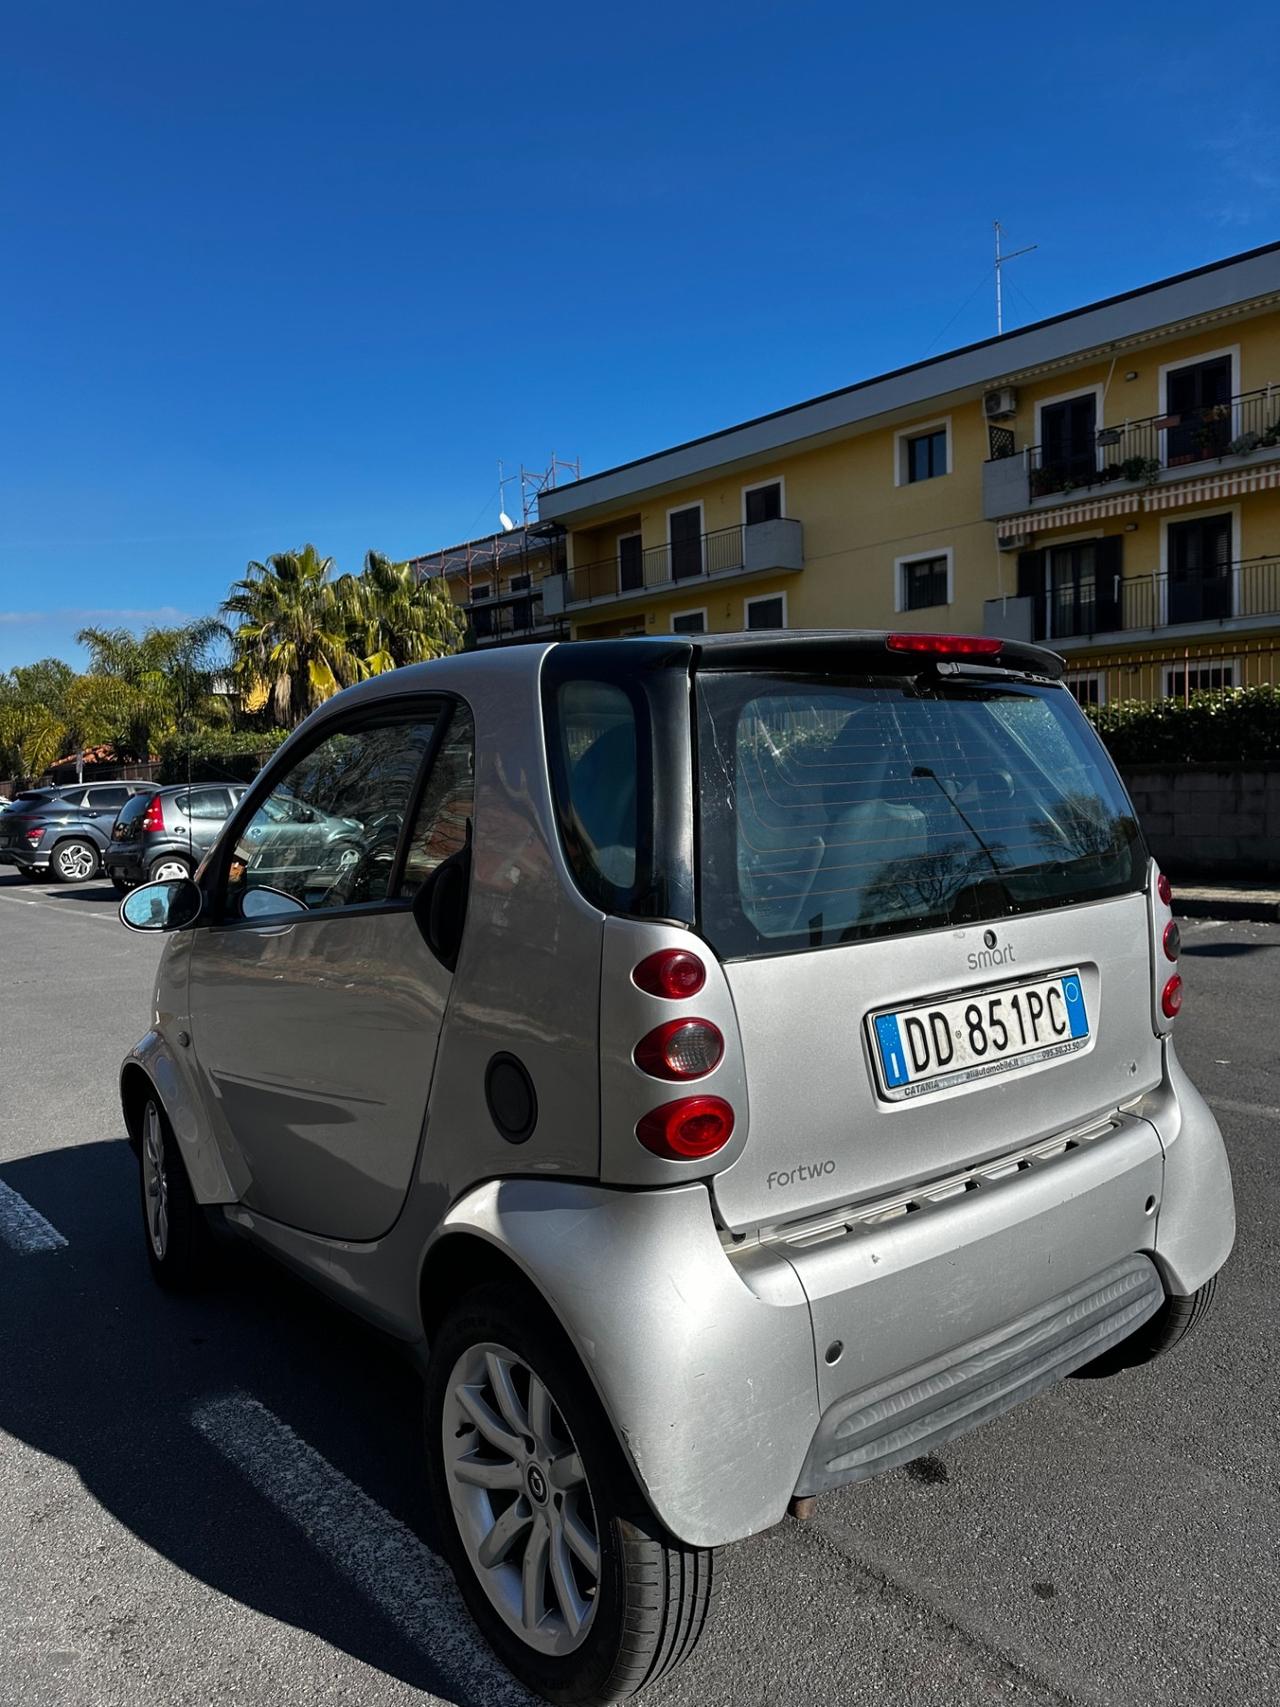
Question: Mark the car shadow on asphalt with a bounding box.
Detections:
[37,882,122,905]
[0,1137,516,1707]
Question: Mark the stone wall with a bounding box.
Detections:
[1121,765,1280,878]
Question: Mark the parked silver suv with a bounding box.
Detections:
[117,633,1234,1705]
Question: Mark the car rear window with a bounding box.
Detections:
[116,793,151,824]
[696,671,1145,956]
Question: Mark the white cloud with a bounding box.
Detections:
[0,606,191,627]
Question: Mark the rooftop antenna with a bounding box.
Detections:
[497,460,517,532]
[994,221,1036,336]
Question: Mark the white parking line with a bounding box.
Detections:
[0,890,117,923]
[191,1391,532,1706]
[0,1180,69,1252]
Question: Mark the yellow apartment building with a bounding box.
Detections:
[538,242,1280,704]
[408,525,568,649]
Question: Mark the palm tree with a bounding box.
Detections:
[222,545,360,727]
[75,617,229,758]
[0,659,78,784]
[336,551,466,676]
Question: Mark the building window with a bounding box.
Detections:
[897,552,951,612]
[671,609,706,634]
[743,480,783,525]
[745,592,787,630]
[1164,354,1233,466]
[471,582,492,602]
[906,429,947,483]
[1065,672,1105,707]
[1164,661,1236,699]
[509,573,531,592]
[895,419,951,486]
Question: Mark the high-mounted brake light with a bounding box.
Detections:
[634,1018,724,1080]
[141,795,165,834]
[1156,871,1173,907]
[636,1096,735,1160]
[1161,974,1183,1019]
[633,948,706,1000]
[886,633,1004,658]
[1163,920,1181,962]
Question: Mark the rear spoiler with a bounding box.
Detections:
[683,629,1065,680]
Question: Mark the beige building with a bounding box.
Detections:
[537,241,1280,703]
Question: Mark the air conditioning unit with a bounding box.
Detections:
[983,386,1018,421]
[997,531,1030,552]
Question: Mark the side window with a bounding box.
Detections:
[554,680,638,904]
[187,788,232,820]
[225,716,438,917]
[88,786,130,810]
[401,705,475,898]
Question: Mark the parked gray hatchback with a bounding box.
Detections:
[117,632,1234,1705]
[105,783,248,891]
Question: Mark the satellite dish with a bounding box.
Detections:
[499,511,516,533]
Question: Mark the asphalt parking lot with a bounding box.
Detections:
[1,870,1277,1707]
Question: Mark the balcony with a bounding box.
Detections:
[983,387,1280,519]
[467,587,563,645]
[990,556,1280,646]
[543,518,804,613]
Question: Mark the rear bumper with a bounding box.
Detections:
[0,846,47,871]
[105,848,144,880]
[457,1060,1232,1549]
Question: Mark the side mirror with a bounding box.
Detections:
[119,877,203,934]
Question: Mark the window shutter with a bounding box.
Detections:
[1094,536,1123,634]
[1016,549,1046,639]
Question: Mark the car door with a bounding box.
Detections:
[185,699,475,1240]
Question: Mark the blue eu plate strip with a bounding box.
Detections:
[875,1013,909,1087]
[1060,975,1089,1038]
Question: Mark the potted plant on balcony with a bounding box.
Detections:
[1120,455,1161,487]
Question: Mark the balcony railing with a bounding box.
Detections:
[1041,556,1280,641]
[469,591,559,643]
[560,518,804,607]
[991,387,1280,501]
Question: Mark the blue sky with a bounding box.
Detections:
[2,0,1278,668]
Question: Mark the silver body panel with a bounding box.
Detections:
[120,637,1236,1551]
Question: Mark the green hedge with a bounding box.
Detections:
[1087,685,1280,766]
[156,727,288,785]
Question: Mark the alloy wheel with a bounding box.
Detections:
[141,1102,169,1260]
[57,843,96,880]
[443,1341,601,1656]
[150,859,191,882]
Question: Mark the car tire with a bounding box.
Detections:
[424,1284,718,1706]
[1072,1273,1220,1378]
[147,854,194,882]
[137,1094,209,1291]
[50,839,99,883]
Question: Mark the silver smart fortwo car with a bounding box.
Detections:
[118,631,1235,1705]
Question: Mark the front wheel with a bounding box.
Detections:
[425,1285,718,1705]
[138,1095,209,1290]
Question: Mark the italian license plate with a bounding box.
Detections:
[872,970,1089,1100]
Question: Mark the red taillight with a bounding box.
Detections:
[1156,871,1172,907]
[24,827,44,845]
[634,1018,723,1080]
[1161,974,1183,1019]
[141,795,165,834]
[886,633,1004,658]
[636,1096,735,1160]
[633,948,706,1000]
[1163,920,1181,961]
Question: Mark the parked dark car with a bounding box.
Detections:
[105,783,248,892]
[0,781,153,882]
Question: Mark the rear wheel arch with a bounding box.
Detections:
[419,1230,560,1346]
